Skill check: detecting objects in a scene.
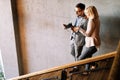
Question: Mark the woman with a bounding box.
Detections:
[79,6,101,70]
[77,6,101,71]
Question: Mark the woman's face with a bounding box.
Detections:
[84,10,90,18]
[75,7,84,17]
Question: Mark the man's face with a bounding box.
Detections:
[75,7,84,17]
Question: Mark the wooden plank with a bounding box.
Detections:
[9,51,116,80]
[108,41,120,80]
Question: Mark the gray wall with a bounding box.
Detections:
[16,0,120,74]
[0,0,120,79]
[0,0,19,79]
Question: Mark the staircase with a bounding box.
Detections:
[9,41,120,80]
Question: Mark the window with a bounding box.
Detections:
[0,50,5,80]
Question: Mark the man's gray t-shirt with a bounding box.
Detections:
[70,16,88,46]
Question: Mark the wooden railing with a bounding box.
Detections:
[9,51,116,80]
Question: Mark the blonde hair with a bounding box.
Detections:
[85,6,99,19]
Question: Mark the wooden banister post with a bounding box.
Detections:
[108,41,120,80]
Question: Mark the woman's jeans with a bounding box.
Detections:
[78,46,97,70]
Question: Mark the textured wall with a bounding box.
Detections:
[0,0,19,79]
[16,0,74,74]
[0,0,120,79]
[15,0,120,75]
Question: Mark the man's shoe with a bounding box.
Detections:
[82,71,90,75]
[69,66,79,73]
[90,63,98,70]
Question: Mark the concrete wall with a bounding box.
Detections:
[15,0,120,74]
[0,0,120,79]
[0,0,19,79]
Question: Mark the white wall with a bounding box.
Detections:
[16,0,120,74]
[0,0,120,79]
[0,0,19,79]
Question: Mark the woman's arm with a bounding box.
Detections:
[79,19,95,37]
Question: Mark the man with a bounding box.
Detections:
[63,3,88,73]
[64,3,87,61]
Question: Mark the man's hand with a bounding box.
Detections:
[63,23,73,29]
[63,24,67,29]
[71,27,79,32]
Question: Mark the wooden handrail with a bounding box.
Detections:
[9,51,116,80]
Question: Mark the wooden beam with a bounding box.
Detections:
[108,41,120,80]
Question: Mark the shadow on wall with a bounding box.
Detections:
[11,0,28,75]
[100,16,120,52]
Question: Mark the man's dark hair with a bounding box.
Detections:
[76,3,85,10]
